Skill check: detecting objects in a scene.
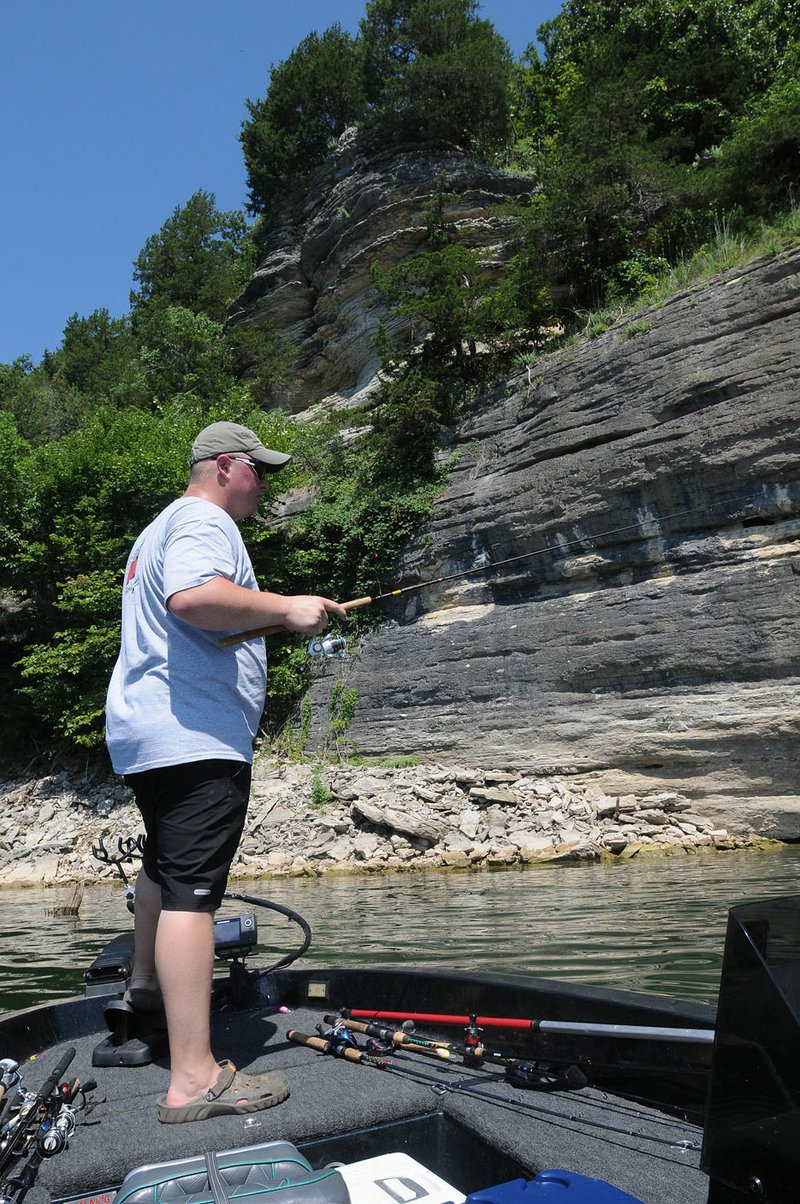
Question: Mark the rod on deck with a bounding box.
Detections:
[341,1009,715,1045]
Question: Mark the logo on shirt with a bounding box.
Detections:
[126,558,138,583]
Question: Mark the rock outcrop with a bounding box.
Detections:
[228,127,532,412]
[304,248,800,835]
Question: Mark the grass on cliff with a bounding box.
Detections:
[523,204,800,355]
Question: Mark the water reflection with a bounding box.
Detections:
[2,847,799,1014]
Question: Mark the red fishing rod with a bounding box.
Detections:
[327,1013,513,1066]
[340,1008,715,1045]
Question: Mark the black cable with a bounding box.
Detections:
[223,890,312,973]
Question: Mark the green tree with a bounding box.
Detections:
[369,182,540,476]
[4,402,298,752]
[709,53,800,217]
[517,90,692,308]
[136,305,246,403]
[44,309,143,405]
[130,190,254,320]
[135,305,290,407]
[0,354,92,444]
[537,0,800,164]
[241,25,366,214]
[508,43,558,168]
[361,0,513,158]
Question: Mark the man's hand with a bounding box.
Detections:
[168,578,348,634]
[282,596,349,635]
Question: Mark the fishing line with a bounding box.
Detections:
[364,490,762,605]
[221,488,775,648]
[351,1046,702,1159]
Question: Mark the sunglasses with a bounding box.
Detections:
[222,454,270,482]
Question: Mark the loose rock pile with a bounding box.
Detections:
[0,761,769,888]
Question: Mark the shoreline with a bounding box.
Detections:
[0,759,781,889]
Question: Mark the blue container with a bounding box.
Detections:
[463,1169,645,1203]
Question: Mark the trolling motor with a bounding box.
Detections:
[86,835,312,1067]
[89,835,260,1065]
[90,835,259,965]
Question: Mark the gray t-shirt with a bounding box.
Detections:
[105,496,267,774]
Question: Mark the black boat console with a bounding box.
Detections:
[702,894,800,1203]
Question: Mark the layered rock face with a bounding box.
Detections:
[306,248,800,837]
[228,128,532,412]
[231,131,800,837]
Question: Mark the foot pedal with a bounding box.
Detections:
[92,999,168,1067]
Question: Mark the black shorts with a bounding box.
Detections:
[124,759,251,913]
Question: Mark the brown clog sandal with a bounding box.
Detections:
[156,1060,290,1124]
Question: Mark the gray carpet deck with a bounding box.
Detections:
[22,1004,707,1204]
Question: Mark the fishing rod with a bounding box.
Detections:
[322,1015,454,1060]
[341,1007,715,1046]
[327,1012,502,1064]
[219,491,757,649]
[0,1049,76,1180]
[0,1048,97,1204]
[287,1029,392,1069]
[0,1063,21,1114]
[322,1013,587,1088]
[297,1016,587,1092]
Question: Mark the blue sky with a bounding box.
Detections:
[0,1,563,365]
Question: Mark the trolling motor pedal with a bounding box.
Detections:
[92,999,168,1068]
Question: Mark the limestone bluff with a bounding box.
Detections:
[227,127,800,841]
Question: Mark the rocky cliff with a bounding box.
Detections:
[228,127,532,412]
[309,249,800,836]
[231,136,800,840]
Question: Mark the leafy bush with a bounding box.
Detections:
[1,401,299,752]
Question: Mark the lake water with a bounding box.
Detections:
[2,845,799,1015]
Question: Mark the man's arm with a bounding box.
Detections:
[167,576,348,635]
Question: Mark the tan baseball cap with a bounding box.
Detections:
[189,421,290,473]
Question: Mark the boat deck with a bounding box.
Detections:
[23,997,708,1204]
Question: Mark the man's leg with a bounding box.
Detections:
[137,760,254,1109]
[156,909,220,1106]
[130,866,161,991]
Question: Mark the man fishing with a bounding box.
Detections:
[105,421,347,1123]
